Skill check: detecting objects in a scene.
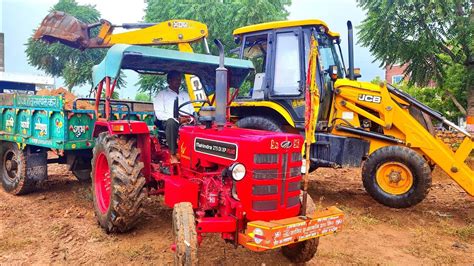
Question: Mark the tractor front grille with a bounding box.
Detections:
[253,169,278,180]
[254,154,278,164]
[250,152,302,214]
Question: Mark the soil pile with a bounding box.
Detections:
[37,88,94,110]
[435,129,467,152]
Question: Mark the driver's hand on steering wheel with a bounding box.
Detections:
[179,116,192,124]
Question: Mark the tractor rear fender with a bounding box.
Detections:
[93,120,151,179]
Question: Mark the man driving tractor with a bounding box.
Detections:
[153,71,193,164]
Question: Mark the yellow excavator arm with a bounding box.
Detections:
[34,11,210,103]
[34,11,209,50]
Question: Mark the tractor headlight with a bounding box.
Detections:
[301,159,307,174]
[229,163,246,181]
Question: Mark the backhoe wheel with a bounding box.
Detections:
[362,146,432,208]
[173,202,198,266]
[0,142,35,195]
[281,193,319,263]
[91,132,146,233]
[236,116,282,132]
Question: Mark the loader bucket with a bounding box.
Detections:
[34,11,91,50]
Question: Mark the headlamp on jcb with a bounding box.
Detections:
[229,163,246,181]
[330,65,339,81]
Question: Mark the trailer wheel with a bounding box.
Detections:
[73,169,91,182]
[173,202,198,266]
[0,142,36,195]
[362,146,431,208]
[71,157,92,182]
[91,133,146,233]
[281,193,319,263]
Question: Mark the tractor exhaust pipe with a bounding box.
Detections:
[347,21,355,80]
[214,39,227,128]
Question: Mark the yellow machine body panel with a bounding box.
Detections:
[233,19,340,38]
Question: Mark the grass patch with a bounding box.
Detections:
[404,226,457,264]
[357,213,380,226]
[0,231,33,252]
[443,223,474,242]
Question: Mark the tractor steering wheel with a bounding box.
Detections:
[178,100,211,117]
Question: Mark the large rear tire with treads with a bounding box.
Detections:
[91,132,146,233]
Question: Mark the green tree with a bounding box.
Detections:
[25,0,105,91]
[135,92,152,102]
[138,0,291,95]
[357,0,473,126]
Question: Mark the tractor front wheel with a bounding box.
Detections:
[173,202,198,266]
[281,193,319,263]
[91,133,146,233]
[362,146,432,208]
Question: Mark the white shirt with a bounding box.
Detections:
[153,88,193,121]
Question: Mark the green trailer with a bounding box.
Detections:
[0,93,156,194]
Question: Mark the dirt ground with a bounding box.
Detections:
[0,163,473,265]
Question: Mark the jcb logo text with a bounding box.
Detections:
[358,94,381,103]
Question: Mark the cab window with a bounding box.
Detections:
[238,34,268,97]
[273,32,301,96]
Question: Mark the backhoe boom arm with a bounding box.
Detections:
[34,11,209,50]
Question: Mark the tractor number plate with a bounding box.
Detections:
[194,137,238,160]
[242,206,343,250]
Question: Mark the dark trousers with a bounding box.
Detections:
[164,118,179,155]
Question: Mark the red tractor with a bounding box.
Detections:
[90,41,343,264]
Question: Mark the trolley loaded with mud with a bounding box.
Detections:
[87,43,343,264]
[0,93,156,194]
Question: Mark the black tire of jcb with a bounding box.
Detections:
[281,193,319,263]
[91,132,147,233]
[173,202,198,266]
[236,116,282,132]
[362,146,432,208]
[0,142,36,195]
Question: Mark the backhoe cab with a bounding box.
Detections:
[231,20,473,208]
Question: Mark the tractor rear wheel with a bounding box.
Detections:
[0,142,36,195]
[281,193,319,263]
[173,202,198,266]
[91,133,146,233]
[362,146,431,208]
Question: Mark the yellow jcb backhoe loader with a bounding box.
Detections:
[229,20,473,208]
[34,11,210,102]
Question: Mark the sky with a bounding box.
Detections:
[0,0,384,98]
